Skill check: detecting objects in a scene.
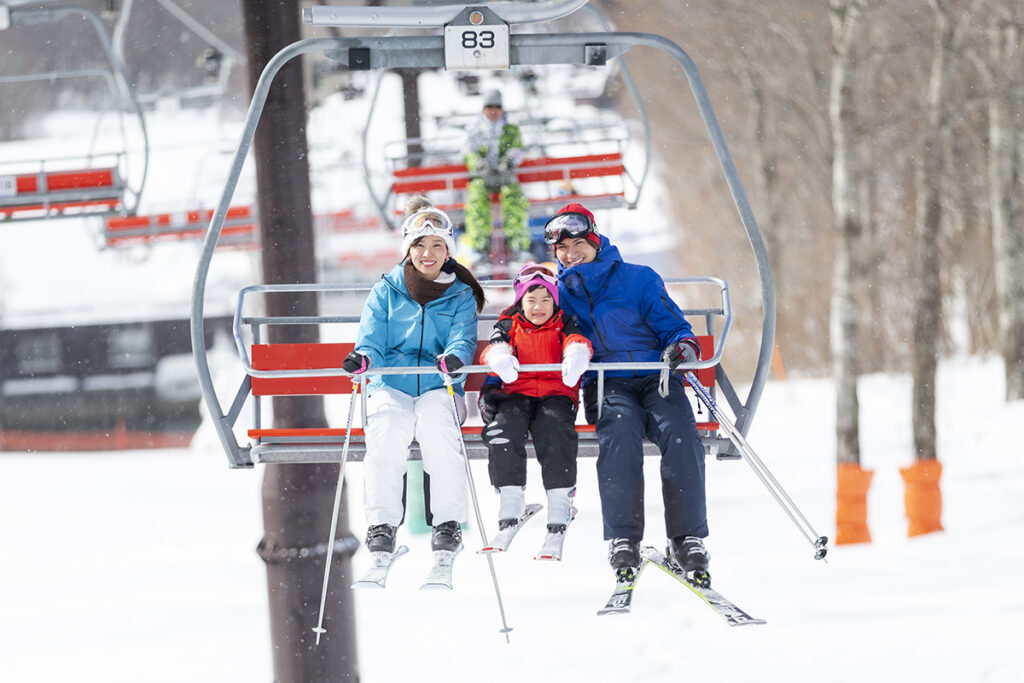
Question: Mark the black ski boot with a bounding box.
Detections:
[669,535,711,587]
[608,538,640,579]
[498,518,519,531]
[431,520,464,552]
[365,524,397,553]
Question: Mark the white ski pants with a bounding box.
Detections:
[363,386,468,527]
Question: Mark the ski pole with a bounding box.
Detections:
[444,375,514,643]
[312,378,362,645]
[684,371,829,561]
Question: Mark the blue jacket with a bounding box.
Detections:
[355,264,478,396]
[557,235,695,383]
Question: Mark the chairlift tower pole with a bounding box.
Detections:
[241,1,358,681]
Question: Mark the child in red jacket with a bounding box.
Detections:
[478,263,592,558]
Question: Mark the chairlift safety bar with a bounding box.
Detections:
[231,278,730,381]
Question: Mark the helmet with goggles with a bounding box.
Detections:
[543,203,600,249]
[513,263,558,306]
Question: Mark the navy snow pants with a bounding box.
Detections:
[584,373,708,542]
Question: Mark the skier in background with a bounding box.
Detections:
[343,195,486,564]
[464,89,530,266]
[478,262,592,557]
[545,203,711,583]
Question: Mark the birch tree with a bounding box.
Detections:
[972,14,1024,400]
[912,0,979,461]
[829,0,867,465]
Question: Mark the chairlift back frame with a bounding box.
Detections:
[191,2,775,469]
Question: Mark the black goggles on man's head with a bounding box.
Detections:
[543,212,594,245]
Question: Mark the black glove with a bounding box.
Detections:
[478,386,506,424]
[435,353,464,376]
[662,338,701,371]
[342,350,370,375]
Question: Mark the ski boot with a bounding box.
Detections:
[431,520,464,552]
[365,523,397,554]
[669,535,711,588]
[608,538,640,581]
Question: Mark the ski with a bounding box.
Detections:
[478,503,543,553]
[534,506,578,561]
[640,545,766,627]
[596,563,647,616]
[351,545,410,589]
[419,548,462,590]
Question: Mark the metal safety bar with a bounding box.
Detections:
[232,277,729,380]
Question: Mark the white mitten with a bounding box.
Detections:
[486,343,520,383]
[561,342,591,387]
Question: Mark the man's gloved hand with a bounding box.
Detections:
[435,353,465,377]
[485,343,520,383]
[342,350,370,375]
[662,338,702,371]
[561,342,591,387]
[478,385,506,424]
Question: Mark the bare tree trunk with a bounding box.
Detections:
[829,0,866,466]
[912,0,961,461]
[242,1,359,680]
[987,20,1024,400]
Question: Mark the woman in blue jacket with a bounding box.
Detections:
[343,196,486,559]
[546,203,710,584]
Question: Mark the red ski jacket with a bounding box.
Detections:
[482,307,593,403]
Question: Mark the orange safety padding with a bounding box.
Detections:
[899,458,943,537]
[16,175,39,193]
[46,168,115,190]
[835,462,873,545]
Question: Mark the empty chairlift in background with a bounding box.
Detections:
[0,4,148,222]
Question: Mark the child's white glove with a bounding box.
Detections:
[486,343,520,384]
[561,342,591,387]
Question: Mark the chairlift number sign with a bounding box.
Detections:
[0,175,16,198]
[444,15,509,71]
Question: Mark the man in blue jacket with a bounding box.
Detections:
[546,203,710,582]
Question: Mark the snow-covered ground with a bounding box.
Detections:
[1,356,1021,682]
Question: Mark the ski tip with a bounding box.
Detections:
[533,554,560,561]
[477,547,503,554]
[419,583,453,591]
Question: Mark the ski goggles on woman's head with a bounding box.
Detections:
[543,211,595,244]
[514,263,557,287]
[402,208,453,237]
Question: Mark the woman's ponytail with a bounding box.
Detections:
[445,258,486,312]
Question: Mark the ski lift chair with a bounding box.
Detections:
[192,0,775,470]
[0,5,148,222]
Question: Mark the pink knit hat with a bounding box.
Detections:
[513,263,558,306]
